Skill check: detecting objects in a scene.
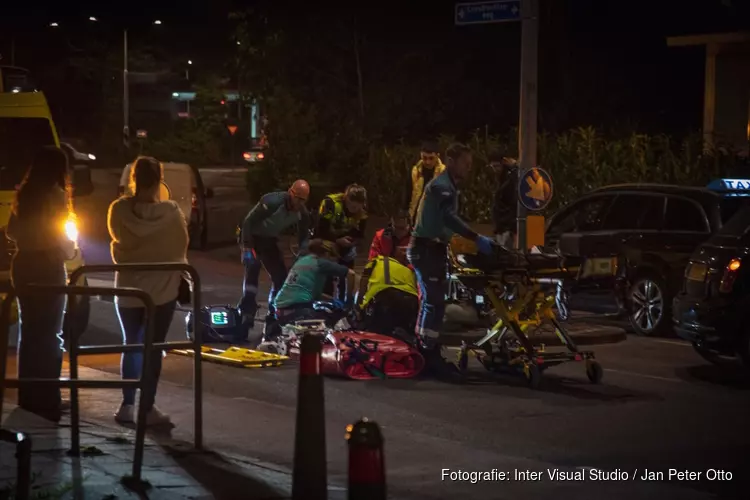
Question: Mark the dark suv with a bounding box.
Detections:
[546,184,745,336]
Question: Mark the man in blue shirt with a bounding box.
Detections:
[408,143,494,375]
[238,180,312,337]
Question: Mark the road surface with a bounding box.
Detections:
[5,242,747,500]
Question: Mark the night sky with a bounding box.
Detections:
[2,0,749,139]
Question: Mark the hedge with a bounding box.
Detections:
[358,127,744,222]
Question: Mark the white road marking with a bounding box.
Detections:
[603,368,683,383]
[198,167,246,174]
[644,338,691,347]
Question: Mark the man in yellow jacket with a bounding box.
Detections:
[405,142,446,223]
[354,254,419,338]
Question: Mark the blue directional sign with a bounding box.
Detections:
[455,1,521,26]
[518,167,554,211]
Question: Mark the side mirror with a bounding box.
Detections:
[205,187,214,199]
[72,164,94,197]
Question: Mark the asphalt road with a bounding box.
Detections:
[23,240,747,500]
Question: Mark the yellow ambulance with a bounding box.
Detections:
[0,66,93,333]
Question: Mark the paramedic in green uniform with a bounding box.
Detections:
[258,240,355,348]
[238,180,311,334]
[408,143,495,376]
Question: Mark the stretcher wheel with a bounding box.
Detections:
[586,360,603,384]
[524,363,541,389]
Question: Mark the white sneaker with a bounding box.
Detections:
[145,406,172,427]
[114,403,135,424]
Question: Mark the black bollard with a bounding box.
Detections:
[346,418,386,500]
[292,334,327,500]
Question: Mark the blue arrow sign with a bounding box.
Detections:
[518,167,554,211]
[455,0,521,26]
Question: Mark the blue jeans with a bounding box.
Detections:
[407,240,448,347]
[116,300,177,408]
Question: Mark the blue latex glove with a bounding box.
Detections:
[476,235,494,255]
[332,298,347,310]
[242,249,256,264]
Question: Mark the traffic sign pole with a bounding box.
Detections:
[516,0,539,252]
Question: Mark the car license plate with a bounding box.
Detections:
[581,258,616,278]
[687,263,707,281]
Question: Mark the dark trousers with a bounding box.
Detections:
[363,288,419,337]
[238,237,288,320]
[407,240,448,347]
[12,250,67,418]
[116,300,177,409]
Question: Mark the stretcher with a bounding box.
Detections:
[170,346,288,368]
[450,244,602,388]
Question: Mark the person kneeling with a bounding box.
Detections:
[354,254,419,341]
[257,239,356,352]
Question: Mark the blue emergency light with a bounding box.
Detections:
[706,178,750,196]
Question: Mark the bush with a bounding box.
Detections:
[357,128,744,222]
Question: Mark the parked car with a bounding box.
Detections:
[547,183,748,336]
[673,197,750,368]
[242,146,266,164]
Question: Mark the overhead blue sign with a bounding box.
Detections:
[518,167,554,211]
[455,0,521,26]
[706,178,750,192]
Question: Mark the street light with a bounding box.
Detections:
[89,17,98,22]
[153,20,162,25]
[49,22,59,27]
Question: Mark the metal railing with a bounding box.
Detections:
[0,263,204,486]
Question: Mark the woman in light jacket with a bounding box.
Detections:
[7,146,76,422]
[107,157,188,426]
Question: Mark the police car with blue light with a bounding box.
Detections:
[673,179,750,369]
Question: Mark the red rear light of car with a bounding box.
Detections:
[719,258,741,293]
[243,152,251,160]
[257,152,265,160]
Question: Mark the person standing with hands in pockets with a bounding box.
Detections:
[108,157,189,426]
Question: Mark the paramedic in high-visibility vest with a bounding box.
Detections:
[405,142,446,224]
[368,209,411,264]
[409,143,495,377]
[237,180,311,336]
[354,254,419,338]
[314,184,368,300]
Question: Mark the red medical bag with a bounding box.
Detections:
[320,330,425,380]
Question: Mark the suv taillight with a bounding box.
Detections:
[719,258,741,293]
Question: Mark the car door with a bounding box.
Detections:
[546,193,615,289]
[659,195,712,286]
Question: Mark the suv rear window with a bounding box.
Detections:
[664,197,709,233]
[0,117,56,190]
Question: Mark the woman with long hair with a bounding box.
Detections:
[108,157,188,426]
[6,146,75,422]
